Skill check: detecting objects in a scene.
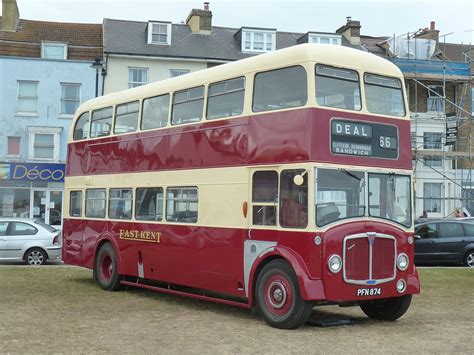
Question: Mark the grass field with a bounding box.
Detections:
[0,266,472,353]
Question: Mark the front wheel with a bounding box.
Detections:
[94,243,122,291]
[256,259,313,329]
[360,294,412,321]
[463,250,474,268]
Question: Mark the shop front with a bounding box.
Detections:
[0,162,65,227]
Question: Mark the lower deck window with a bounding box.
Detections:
[109,189,133,220]
[70,191,83,217]
[166,187,198,223]
[135,187,163,221]
[252,171,278,226]
[85,189,106,218]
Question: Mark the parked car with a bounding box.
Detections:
[0,218,61,265]
[414,220,474,267]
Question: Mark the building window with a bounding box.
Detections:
[17,81,38,114]
[147,22,171,45]
[427,85,445,113]
[41,42,67,60]
[423,132,442,150]
[242,29,276,53]
[60,83,81,116]
[7,137,21,157]
[128,68,149,88]
[27,127,61,161]
[424,183,442,213]
[423,157,442,167]
[308,34,341,45]
[0,188,30,218]
[170,69,190,77]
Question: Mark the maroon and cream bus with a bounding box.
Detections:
[63,44,420,329]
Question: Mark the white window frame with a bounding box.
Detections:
[27,126,62,161]
[308,33,341,45]
[427,85,445,113]
[41,42,68,60]
[6,136,21,158]
[128,67,149,89]
[423,182,443,215]
[241,29,276,53]
[59,83,81,118]
[147,22,172,45]
[16,81,39,116]
[423,131,443,150]
[170,69,190,78]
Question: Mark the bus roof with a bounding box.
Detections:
[75,43,403,115]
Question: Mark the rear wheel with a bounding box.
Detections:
[360,295,412,321]
[256,259,313,329]
[94,243,121,291]
[463,250,474,268]
[24,248,47,266]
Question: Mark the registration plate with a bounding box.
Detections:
[357,288,381,297]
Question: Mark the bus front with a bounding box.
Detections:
[308,64,419,317]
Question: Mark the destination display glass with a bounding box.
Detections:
[331,119,398,159]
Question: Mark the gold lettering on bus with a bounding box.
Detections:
[119,229,161,243]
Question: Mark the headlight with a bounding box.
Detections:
[396,279,406,293]
[328,254,342,273]
[397,253,409,271]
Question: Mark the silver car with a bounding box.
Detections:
[0,218,62,265]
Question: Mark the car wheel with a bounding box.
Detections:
[464,250,474,268]
[94,243,122,291]
[24,248,47,266]
[255,259,313,329]
[360,295,412,321]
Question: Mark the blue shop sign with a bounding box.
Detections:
[0,162,65,182]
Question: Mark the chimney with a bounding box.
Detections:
[336,17,361,45]
[415,21,439,44]
[186,2,212,35]
[1,0,20,32]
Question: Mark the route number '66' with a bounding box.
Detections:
[379,136,397,150]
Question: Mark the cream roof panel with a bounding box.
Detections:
[75,44,403,115]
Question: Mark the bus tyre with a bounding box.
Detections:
[256,259,313,329]
[360,294,412,321]
[95,243,122,291]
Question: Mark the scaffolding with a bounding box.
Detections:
[395,32,474,217]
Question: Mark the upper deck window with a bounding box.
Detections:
[90,107,113,138]
[253,66,307,113]
[171,86,204,125]
[365,74,405,117]
[73,112,89,141]
[207,77,245,120]
[315,65,361,111]
[114,101,139,134]
[142,94,170,130]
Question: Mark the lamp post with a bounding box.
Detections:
[90,57,103,97]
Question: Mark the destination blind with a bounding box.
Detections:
[331,119,398,159]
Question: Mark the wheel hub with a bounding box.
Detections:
[267,281,287,309]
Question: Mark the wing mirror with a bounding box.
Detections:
[414,235,421,240]
[293,170,308,186]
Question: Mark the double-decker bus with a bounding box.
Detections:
[63,44,420,329]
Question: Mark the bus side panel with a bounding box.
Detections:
[62,218,87,266]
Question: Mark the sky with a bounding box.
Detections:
[6,0,474,43]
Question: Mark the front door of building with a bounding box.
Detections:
[31,189,63,227]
